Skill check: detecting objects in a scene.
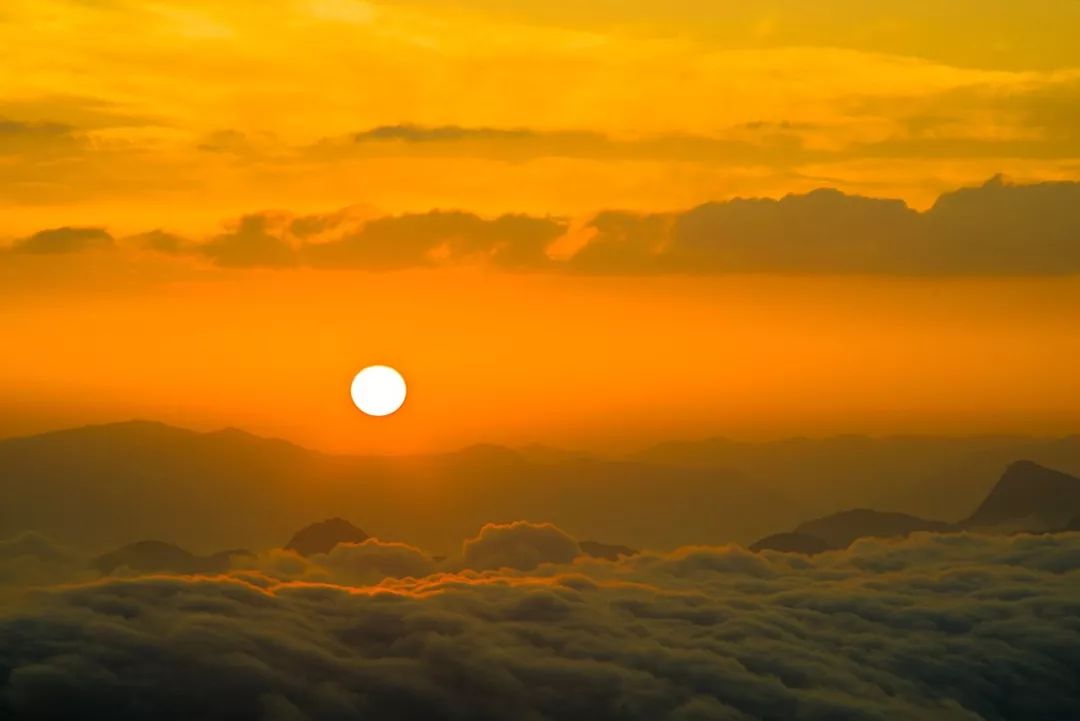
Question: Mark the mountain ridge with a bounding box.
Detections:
[752,460,1080,553]
[0,420,790,553]
[3,421,1080,554]
[963,459,1080,528]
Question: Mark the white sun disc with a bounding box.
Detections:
[350,365,407,416]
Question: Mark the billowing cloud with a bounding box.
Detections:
[461,521,581,571]
[921,177,1080,273]
[319,539,436,584]
[199,214,298,269]
[0,529,1077,719]
[122,208,567,270]
[571,176,1080,275]
[304,210,566,270]
[9,178,1080,275]
[237,541,438,586]
[0,533,86,594]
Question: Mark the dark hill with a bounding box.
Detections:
[0,420,333,553]
[285,518,370,556]
[793,509,954,549]
[748,508,954,555]
[963,460,1080,529]
[750,461,1080,553]
[635,434,1080,521]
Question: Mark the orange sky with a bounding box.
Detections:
[3,251,1078,453]
[2,0,1079,452]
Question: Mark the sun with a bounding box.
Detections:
[350,365,407,417]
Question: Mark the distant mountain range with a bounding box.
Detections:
[752,460,1080,553]
[2,421,1079,553]
[0,421,791,552]
[633,434,1080,518]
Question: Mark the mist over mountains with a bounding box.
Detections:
[2,421,1079,554]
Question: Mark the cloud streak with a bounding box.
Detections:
[10,227,114,255]
[353,124,543,143]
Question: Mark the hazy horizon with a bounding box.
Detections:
[4,416,1080,458]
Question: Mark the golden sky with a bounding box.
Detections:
[2,0,1079,452]
[4,0,1080,229]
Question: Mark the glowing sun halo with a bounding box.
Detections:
[351,365,407,416]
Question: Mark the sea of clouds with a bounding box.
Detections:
[0,522,1078,720]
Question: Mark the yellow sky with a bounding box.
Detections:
[3,0,1080,232]
[2,0,1079,451]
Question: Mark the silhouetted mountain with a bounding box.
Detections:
[578,540,638,560]
[751,461,1080,553]
[7,422,1080,554]
[285,518,370,556]
[516,444,591,465]
[748,508,954,554]
[749,532,832,555]
[793,509,954,549]
[0,420,331,552]
[751,509,951,554]
[0,421,800,553]
[93,540,251,575]
[635,434,1080,521]
[962,460,1080,530]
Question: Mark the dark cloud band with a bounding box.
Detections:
[7,177,1080,275]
